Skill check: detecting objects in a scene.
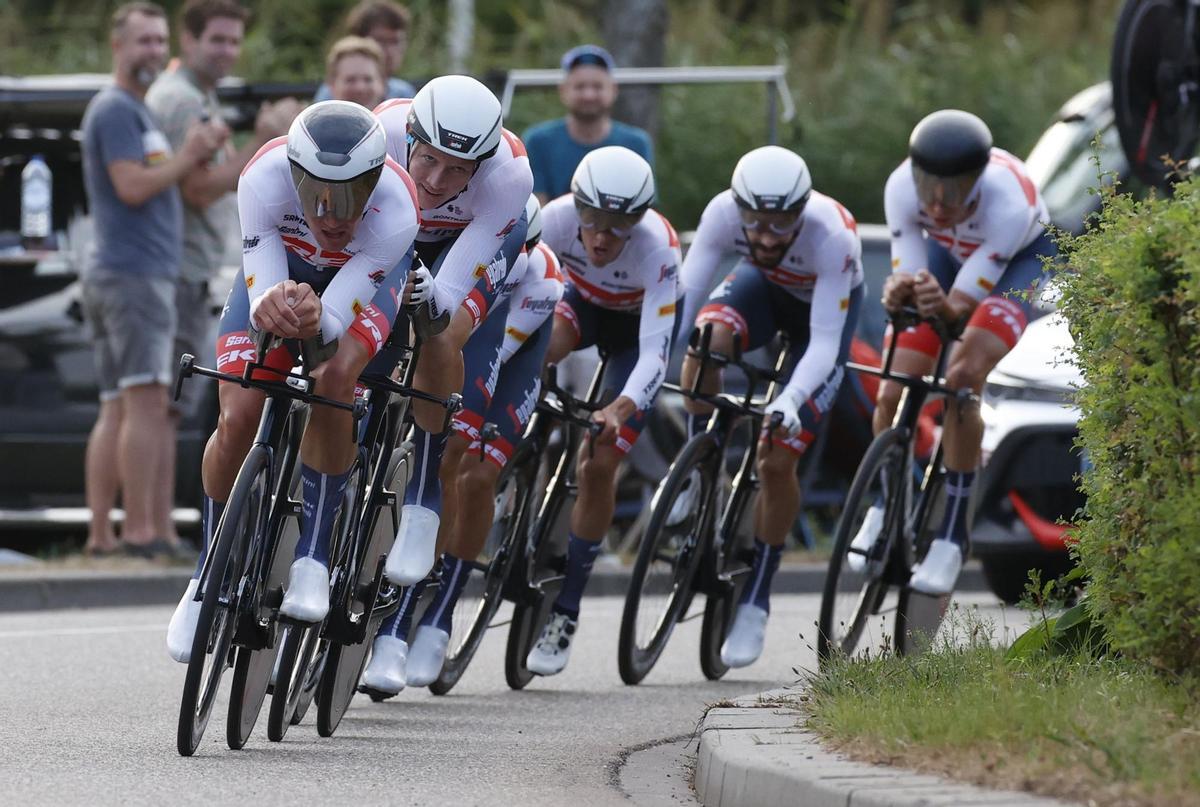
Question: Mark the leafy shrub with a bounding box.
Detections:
[1056,177,1200,673]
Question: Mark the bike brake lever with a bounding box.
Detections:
[479,422,500,463]
[173,353,195,402]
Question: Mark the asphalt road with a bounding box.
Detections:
[0,593,1030,806]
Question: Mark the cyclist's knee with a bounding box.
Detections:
[312,343,366,399]
[876,380,903,414]
[215,396,260,452]
[945,356,989,393]
[756,443,799,485]
[459,457,500,498]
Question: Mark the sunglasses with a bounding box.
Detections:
[577,204,641,238]
[738,208,803,236]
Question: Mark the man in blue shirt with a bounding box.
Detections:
[523,45,654,204]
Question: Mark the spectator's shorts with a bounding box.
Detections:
[172,277,211,416]
[81,269,177,400]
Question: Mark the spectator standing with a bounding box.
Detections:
[314,1,415,102]
[324,36,387,110]
[523,45,654,204]
[145,0,299,553]
[81,2,223,557]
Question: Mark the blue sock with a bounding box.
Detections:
[378,578,428,642]
[192,495,225,580]
[937,470,975,549]
[739,538,782,614]
[552,533,602,620]
[295,464,351,567]
[404,426,448,512]
[419,554,472,633]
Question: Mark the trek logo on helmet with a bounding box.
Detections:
[439,127,479,153]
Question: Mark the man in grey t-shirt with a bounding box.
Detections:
[146,0,298,554]
[80,2,223,557]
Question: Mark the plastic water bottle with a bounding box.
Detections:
[21,154,52,248]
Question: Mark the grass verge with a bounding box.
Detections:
[804,616,1200,807]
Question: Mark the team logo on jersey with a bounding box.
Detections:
[473,256,508,292]
[658,264,676,283]
[369,269,388,287]
[243,236,260,251]
[843,255,855,274]
[658,302,676,317]
[496,218,517,238]
[245,274,255,289]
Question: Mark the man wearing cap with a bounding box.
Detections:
[523,44,654,205]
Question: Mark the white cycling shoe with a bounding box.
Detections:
[909,539,964,596]
[845,502,885,573]
[665,469,702,526]
[405,625,450,687]
[526,612,577,676]
[167,578,201,663]
[720,603,768,668]
[385,504,440,586]
[279,557,331,623]
[361,635,408,695]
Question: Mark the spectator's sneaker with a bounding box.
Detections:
[167,578,201,663]
[665,469,702,526]
[719,603,768,668]
[361,635,408,696]
[846,503,885,573]
[405,625,450,687]
[279,558,330,623]
[385,504,439,586]
[526,612,577,676]
[908,539,964,596]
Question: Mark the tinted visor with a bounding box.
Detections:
[575,201,642,237]
[290,163,383,224]
[911,163,982,212]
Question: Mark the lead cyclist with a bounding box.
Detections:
[360,75,534,689]
[166,101,421,660]
[854,109,1057,596]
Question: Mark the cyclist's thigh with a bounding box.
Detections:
[965,230,1058,352]
[355,252,413,376]
[452,297,511,445]
[470,321,552,468]
[554,283,603,353]
[695,262,780,352]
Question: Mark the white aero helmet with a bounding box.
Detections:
[407,74,503,161]
[731,145,812,213]
[524,193,543,249]
[571,145,655,216]
[287,100,387,223]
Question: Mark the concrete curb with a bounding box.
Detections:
[695,686,1075,807]
[0,562,990,613]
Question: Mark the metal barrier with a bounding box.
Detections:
[500,65,795,143]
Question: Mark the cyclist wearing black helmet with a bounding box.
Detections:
[850,109,1055,597]
[165,101,421,661]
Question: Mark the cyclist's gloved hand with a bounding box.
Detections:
[764,389,803,437]
[404,264,436,308]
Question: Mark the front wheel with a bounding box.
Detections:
[618,434,718,685]
[698,468,757,681]
[817,429,907,666]
[1112,0,1200,189]
[177,445,271,756]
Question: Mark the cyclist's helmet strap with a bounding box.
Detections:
[908,109,992,177]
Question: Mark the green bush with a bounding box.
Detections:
[1056,178,1200,674]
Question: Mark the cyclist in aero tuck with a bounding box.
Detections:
[167,101,420,661]
[853,109,1055,596]
[676,146,865,668]
[360,75,534,692]
[523,146,682,678]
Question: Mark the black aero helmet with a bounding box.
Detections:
[908,109,993,177]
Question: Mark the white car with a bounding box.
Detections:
[974,311,1082,603]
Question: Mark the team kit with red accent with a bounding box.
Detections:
[167,87,1053,699]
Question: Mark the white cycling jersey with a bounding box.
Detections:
[884,148,1049,301]
[500,242,564,363]
[374,98,534,316]
[238,136,420,342]
[679,189,863,406]
[541,194,682,411]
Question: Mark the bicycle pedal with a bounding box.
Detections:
[358,685,396,703]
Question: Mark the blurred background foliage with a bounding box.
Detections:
[0,0,1121,225]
